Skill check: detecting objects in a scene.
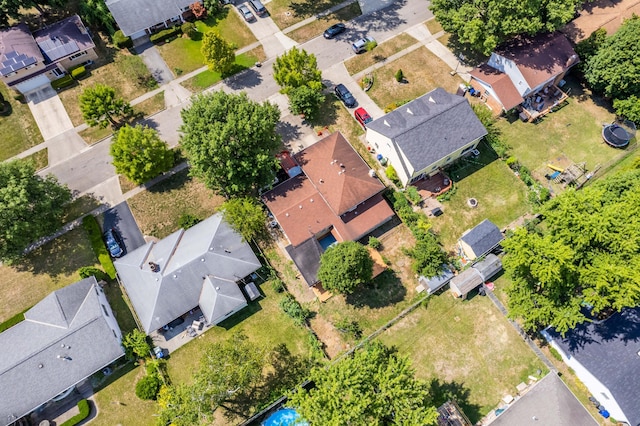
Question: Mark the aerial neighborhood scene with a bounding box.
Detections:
[1,0,640,424]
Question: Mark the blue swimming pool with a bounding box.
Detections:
[263,408,308,426]
[318,234,337,251]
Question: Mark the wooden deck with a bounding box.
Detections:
[412,172,453,199]
[518,85,569,122]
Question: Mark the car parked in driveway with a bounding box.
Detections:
[323,23,346,39]
[352,36,376,54]
[354,107,372,127]
[248,0,267,16]
[335,84,356,108]
[104,228,124,258]
[238,4,255,22]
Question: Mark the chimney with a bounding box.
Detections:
[148,262,160,273]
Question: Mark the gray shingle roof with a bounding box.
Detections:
[285,238,323,286]
[547,308,640,426]
[0,277,124,424]
[199,276,248,325]
[114,214,261,334]
[366,88,487,173]
[106,0,194,36]
[0,24,43,76]
[460,219,504,257]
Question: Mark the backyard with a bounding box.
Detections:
[267,0,347,29]
[0,84,43,161]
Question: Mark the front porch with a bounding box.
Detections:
[412,172,452,199]
[518,84,569,122]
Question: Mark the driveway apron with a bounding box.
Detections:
[135,42,174,85]
[102,201,146,253]
[26,85,74,140]
[235,5,297,58]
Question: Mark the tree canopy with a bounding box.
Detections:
[0,161,71,261]
[0,0,65,27]
[317,241,373,294]
[273,47,322,93]
[502,169,640,334]
[288,85,325,121]
[110,125,174,184]
[613,95,640,123]
[429,0,583,55]
[79,84,133,129]
[584,16,640,100]
[220,197,267,242]
[201,31,235,75]
[180,91,281,197]
[288,341,438,425]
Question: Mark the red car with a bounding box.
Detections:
[354,107,372,128]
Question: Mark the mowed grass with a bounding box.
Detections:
[287,2,362,43]
[430,141,531,250]
[157,12,257,74]
[127,169,225,238]
[345,33,418,75]
[267,0,347,29]
[0,83,43,160]
[366,46,463,109]
[21,147,48,170]
[0,227,98,322]
[425,18,443,35]
[379,292,546,423]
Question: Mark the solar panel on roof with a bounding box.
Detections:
[5,51,18,59]
[22,57,36,67]
[38,38,79,62]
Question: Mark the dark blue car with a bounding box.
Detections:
[335,84,356,108]
[104,228,124,258]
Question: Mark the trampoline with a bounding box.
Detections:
[602,120,636,148]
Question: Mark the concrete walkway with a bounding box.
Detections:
[233,4,297,58]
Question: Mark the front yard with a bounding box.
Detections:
[286,2,362,43]
[344,32,418,75]
[0,84,43,161]
[267,0,348,30]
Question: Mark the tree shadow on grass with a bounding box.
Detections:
[345,269,406,308]
[445,139,499,183]
[428,378,483,424]
[146,168,191,194]
[216,298,264,331]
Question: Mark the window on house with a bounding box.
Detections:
[68,51,87,61]
[446,156,452,162]
[52,68,64,77]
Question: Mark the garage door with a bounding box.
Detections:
[15,74,51,94]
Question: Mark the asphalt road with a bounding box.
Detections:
[102,202,146,255]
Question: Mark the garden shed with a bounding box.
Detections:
[418,266,455,294]
[450,254,502,298]
[458,219,504,260]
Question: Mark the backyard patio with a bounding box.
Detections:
[412,172,452,199]
[517,84,569,122]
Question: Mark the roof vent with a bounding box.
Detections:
[406,107,413,115]
[148,262,160,272]
[319,179,324,184]
[215,286,220,290]
[368,169,376,178]
[285,213,290,217]
[310,199,314,203]
[299,205,303,209]
[428,96,435,103]
[38,364,43,369]
[201,258,205,262]
[384,120,390,127]
[224,249,231,253]
[172,274,177,279]
[340,163,345,168]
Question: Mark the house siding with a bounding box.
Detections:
[407,140,479,182]
[367,128,412,185]
[96,285,123,342]
[3,62,46,86]
[58,48,98,71]
[489,53,530,96]
[470,79,503,113]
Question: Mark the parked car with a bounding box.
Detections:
[335,84,356,108]
[352,36,376,54]
[238,4,255,22]
[354,107,372,128]
[248,0,267,16]
[323,23,346,39]
[104,228,124,258]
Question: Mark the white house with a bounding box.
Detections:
[365,88,487,186]
[542,308,640,426]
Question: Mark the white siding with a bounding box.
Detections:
[489,53,530,96]
[366,128,412,185]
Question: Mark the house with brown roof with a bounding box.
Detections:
[469,32,579,120]
[262,132,395,287]
[0,15,97,94]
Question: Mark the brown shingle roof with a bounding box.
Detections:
[470,64,524,111]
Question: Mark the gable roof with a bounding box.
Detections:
[32,15,95,63]
[114,214,261,334]
[488,373,598,426]
[460,219,503,257]
[106,0,194,36]
[469,64,524,110]
[0,277,124,424]
[0,24,43,77]
[366,88,487,173]
[547,308,640,426]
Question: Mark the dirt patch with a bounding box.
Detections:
[310,315,348,359]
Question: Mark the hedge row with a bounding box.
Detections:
[70,65,87,79]
[82,216,116,279]
[112,30,133,49]
[150,26,182,44]
[51,75,74,90]
[59,399,90,426]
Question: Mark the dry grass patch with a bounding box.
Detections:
[345,33,418,75]
[366,46,463,109]
[0,227,98,322]
[267,0,347,30]
[287,2,362,43]
[127,169,225,238]
[133,91,166,118]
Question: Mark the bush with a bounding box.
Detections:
[122,329,151,360]
[59,400,90,426]
[365,40,377,51]
[150,26,182,44]
[70,65,87,79]
[549,346,563,361]
[271,278,286,293]
[78,266,109,282]
[279,293,310,326]
[368,236,381,250]
[136,374,162,400]
[404,185,422,205]
[82,216,116,279]
[51,75,74,90]
[395,69,404,82]
[505,156,519,170]
[385,165,401,186]
[178,213,201,229]
[113,30,133,49]
[334,318,362,339]
[181,22,198,39]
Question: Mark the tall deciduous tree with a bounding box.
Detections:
[0,0,66,27]
[503,169,640,334]
[180,91,281,197]
[0,161,71,261]
[288,341,438,425]
[288,85,325,120]
[110,125,174,184]
[273,47,322,93]
[613,96,640,123]
[79,84,133,129]
[201,31,235,75]
[221,197,267,242]
[78,0,115,33]
[317,241,373,294]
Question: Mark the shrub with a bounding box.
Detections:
[181,22,198,39]
[334,318,362,339]
[178,213,201,229]
[122,329,151,360]
[78,266,109,282]
[404,185,422,205]
[70,65,87,79]
[395,69,404,82]
[136,374,162,400]
[82,216,116,279]
[279,293,310,326]
[505,156,519,170]
[365,40,377,51]
[59,400,90,426]
[150,26,182,44]
[271,278,286,293]
[368,236,381,249]
[385,165,401,186]
[51,75,74,90]
[112,30,133,49]
[549,346,563,361]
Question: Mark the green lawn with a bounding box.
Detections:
[267,0,348,30]
[0,84,43,161]
[344,33,418,76]
[379,292,547,423]
[21,148,48,170]
[157,12,257,74]
[425,18,443,35]
[286,2,362,43]
[430,141,531,251]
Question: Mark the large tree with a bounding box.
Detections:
[201,31,235,75]
[429,0,583,55]
[288,341,438,425]
[273,47,322,93]
[0,161,71,261]
[180,91,281,197]
[317,241,373,294]
[503,169,640,334]
[288,85,325,121]
[584,16,640,100]
[79,84,133,129]
[220,197,267,242]
[110,125,174,184]
[78,0,115,33]
[613,95,640,123]
[0,0,65,27]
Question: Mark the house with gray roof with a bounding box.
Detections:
[114,213,261,334]
[0,277,124,425]
[366,88,487,186]
[543,308,640,426]
[458,219,504,260]
[106,0,199,40]
[0,15,97,94]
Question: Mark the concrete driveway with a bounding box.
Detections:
[135,41,174,85]
[26,85,74,140]
[102,201,146,254]
[234,3,297,58]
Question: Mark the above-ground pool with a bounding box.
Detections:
[263,409,308,426]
